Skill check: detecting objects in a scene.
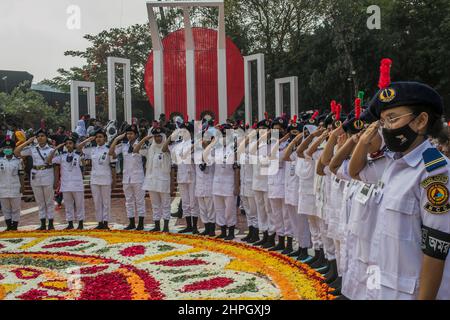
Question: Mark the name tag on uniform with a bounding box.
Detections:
[355,184,375,205]
[290,164,296,176]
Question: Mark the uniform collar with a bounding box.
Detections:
[388,139,432,168]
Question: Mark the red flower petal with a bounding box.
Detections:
[152,259,208,267]
[12,267,42,280]
[181,277,234,293]
[42,240,87,249]
[120,245,146,257]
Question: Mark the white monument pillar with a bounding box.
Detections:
[70,80,96,131]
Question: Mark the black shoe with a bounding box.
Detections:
[262,234,276,249]
[151,220,161,232]
[324,259,339,284]
[317,260,331,275]
[5,219,12,231]
[297,248,310,261]
[178,217,193,234]
[171,201,183,218]
[224,226,235,241]
[254,231,268,246]
[192,217,199,235]
[200,223,209,236]
[65,221,74,230]
[281,237,294,255]
[248,228,260,243]
[77,221,84,230]
[37,219,46,231]
[163,220,170,233]
[329,276,342,291]
[216,226,227,239]
[103,222,110,230]
[136,217,145,231]
[208,223,216,237]
[309,248,326,268]
[305,249,322,266]
[269,236,286,251]
[47,219,55,230]
[124,218,136,230]
[94,222,104,230]
[10,221,18,231]
[241,226,253,242]
[288,248,301,257]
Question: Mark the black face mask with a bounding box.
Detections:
[382,119,419,153]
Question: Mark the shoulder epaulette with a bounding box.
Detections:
[423,148,447,173]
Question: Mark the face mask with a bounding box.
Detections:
[382,119,418,153]
[3,149,13,156]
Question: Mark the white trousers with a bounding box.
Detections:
[213,195,237,227]
[123,183,146,218]
[63,191,85,222]
[0,198,21,222]
[32,185,55,219]
[179,183,199,217]
[320,219,336,260]
[149,191,171,221]
[240,196,258,228]
[197,196,215,224]
[269,198,288,236]
[91,184,111,222]
[334,239,342,276]
[253,190,271,232]
[287,204,312,248]
[307,215,323,250]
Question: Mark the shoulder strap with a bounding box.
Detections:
[36,147,47,162]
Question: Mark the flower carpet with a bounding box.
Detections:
[0,230,334,300]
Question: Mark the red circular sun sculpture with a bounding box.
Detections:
[144,27,244,119]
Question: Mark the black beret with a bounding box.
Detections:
[271,117,288,129]
[151,127,163,135]
[219,124,233,134]
[257,119,271,129]
[368,81,444,119]
[1,139,16,149]
[324,113,334,127]
[64,135,77,143]
[125,125,139,134]
[288,121,303,132]
[35,128,49,137]
[94,128,107,137]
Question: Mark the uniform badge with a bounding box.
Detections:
[379,88,396,103]
[353,119,365,130]
[421,175,450,214]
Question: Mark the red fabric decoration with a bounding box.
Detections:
[145,28,244,118]
[335,104,342,121]
[378,58,393,89]
[330,100,337,114]
[355,98,362,120]
[293,115,298,124]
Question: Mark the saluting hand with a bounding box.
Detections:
[115,133,126,142]
[360,122,380,146]
[331,126,345,139]
[26,136,35,145]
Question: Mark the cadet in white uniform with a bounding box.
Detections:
[283,120,312,259]
[15,129,55,230]
[139,126,172,232]
[109,125,147,230]
[78,129,116,230]
[351,76,450,300]
[0,140,24,231]
[205,124,240,240]
[195,126,216,237]
[49,135,85,230]
[167,122,200,234]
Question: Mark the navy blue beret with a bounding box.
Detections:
[271,117,288,129]
[368,81,444,119]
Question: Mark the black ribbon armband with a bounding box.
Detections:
[18,170,24,176]
[421,225,450,261]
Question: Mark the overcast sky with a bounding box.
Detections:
[0,0,150,83]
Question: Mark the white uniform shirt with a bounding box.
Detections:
[0,156,22,198]
[84,145,112,186]
[21,144,54,186]
[115,141,145,184]
[212,146,236,197]
[251,142,269,192]
[169,140,195,184]
[363,141,450,299]
[52,152,84,192]
[285,152,299,206]
[267,141,288,199]
[195,163,215,197]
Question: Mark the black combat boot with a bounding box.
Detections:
[191,217,199,235]
[136,217,145,231]
[77,220,84,230]
[224,226,235,241]
[151,220,161,232]
[216,226,227,239]
[269,236,286,251]
[324,259,339,284]
[65,221,74,230]
[304,249,322,266]
[262,234,276,249]
[254,231,268,246]
[282,237,294,255]
[297,248,310,261]
[10,221,19,231]
[103,221,110,230]
[308,248,326,268]
[200,223,209,236]
[124,218,136,230]
[288,248,301,258]
[37,219,46,231]
[241,226,253,242]
[5,219,12,231]
[47,219,55,230]
[208,223,216,237]
[178,217,193,234]
[163,220,170,233]
[248,228,260,244]
[94,222,104,230]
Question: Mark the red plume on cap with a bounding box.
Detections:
[335,104,342,121]
[331,100,337,114]
[355,98,362,120]
[311,111,319,121]
[252,123,258,129]
[378,58,393,89]
[292,115,298,124]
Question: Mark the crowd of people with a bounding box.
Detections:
[0,59,450,300]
